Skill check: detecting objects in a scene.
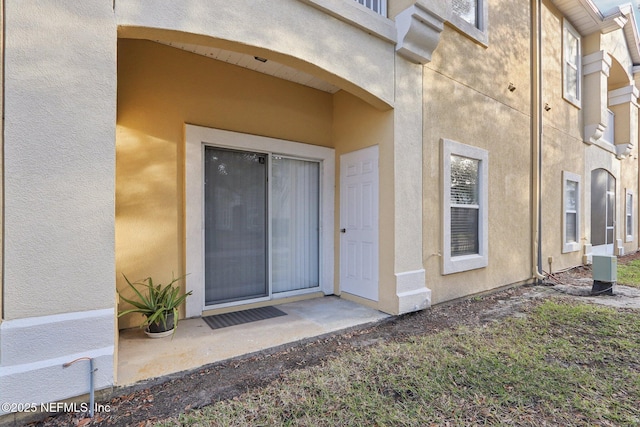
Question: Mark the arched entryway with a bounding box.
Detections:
[591,168,616,255]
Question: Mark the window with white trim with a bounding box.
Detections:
[353,0,386,16]
[563,20,581,107]
[626,189,634,242]
[450,0,488,45]
[442,139,488,274]
[562,171,581,253]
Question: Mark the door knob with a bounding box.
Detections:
[340,228,346,233]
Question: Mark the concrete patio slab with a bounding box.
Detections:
[117,296,389,386]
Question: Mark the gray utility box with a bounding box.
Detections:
[592,255,616,295]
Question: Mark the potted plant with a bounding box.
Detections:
[118,273,192,338]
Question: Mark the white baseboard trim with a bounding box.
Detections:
[1,308,114,366]
[0,309,115,414]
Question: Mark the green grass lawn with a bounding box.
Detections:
[618,259,640,288]
[157,300,640,426]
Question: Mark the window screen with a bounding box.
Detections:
[450,155,480,256]
[565,180,578,243]
[627,192,633,239]
[563,21,581,105]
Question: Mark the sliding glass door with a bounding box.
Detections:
[204,147,319,306]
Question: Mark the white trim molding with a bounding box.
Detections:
[0,309,115,415]
[395,1,446,64]
[608,85,638,159]
[185,125,335,318]
[608,85,639,107]
[562,171,581,254]
[395,269,431,314]
[563,19,582,108]
[626,188,634,243]
[583,51,612,146]
[441,138,489,275]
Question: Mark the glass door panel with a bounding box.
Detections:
[204,147,268,305]
[271,157,320,293]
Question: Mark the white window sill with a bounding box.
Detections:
[562,242,580,254]
[298,0,396,43]
[448,15,488,46]
[442,253,488,275]
[590,138,617,155]
[563,95,581,109]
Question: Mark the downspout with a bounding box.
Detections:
[531,0,545,282]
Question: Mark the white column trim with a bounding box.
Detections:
[608,85,639,107]
[396,269,431,314]
[583,50,611,77]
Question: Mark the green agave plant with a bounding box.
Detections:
[118,273,192,335]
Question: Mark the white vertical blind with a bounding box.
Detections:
[271,157,320,293]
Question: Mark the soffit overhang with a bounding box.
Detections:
[552,0,640,64]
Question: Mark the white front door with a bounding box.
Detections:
[340,146,379,301]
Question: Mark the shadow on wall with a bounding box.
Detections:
[115,38,336,328]
[423,0,535,300]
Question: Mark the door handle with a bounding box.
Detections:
[340,228,346,233]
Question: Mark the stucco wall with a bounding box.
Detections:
[116,39,336,329]
[115,0,395,110]
[423,0,532,304]
[1,0,116,413]
[539,1,585,272]
[3,1,116,320]
[423,2,531,302]
[538,1,639,271]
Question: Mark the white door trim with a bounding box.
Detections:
[184,124,335,318]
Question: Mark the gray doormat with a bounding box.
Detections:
[203,306,287,330]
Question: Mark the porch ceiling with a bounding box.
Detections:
[156,41,341,94]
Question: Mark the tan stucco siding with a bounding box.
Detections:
[602,31,634,87]
[540,125,585,272]
[3,1,116,319]
[422,69,532,305]
[116,39,334,329]
[436,2,531,117]
[115,0,395,110]
[423,1,533,304]
[539,1,585,272]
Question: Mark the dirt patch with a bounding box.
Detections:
[13,252,640,427]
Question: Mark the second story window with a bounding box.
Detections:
[450,0,488,45]
[563,19,582,107]
[453,0,479,28]
[353,0,386,16]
